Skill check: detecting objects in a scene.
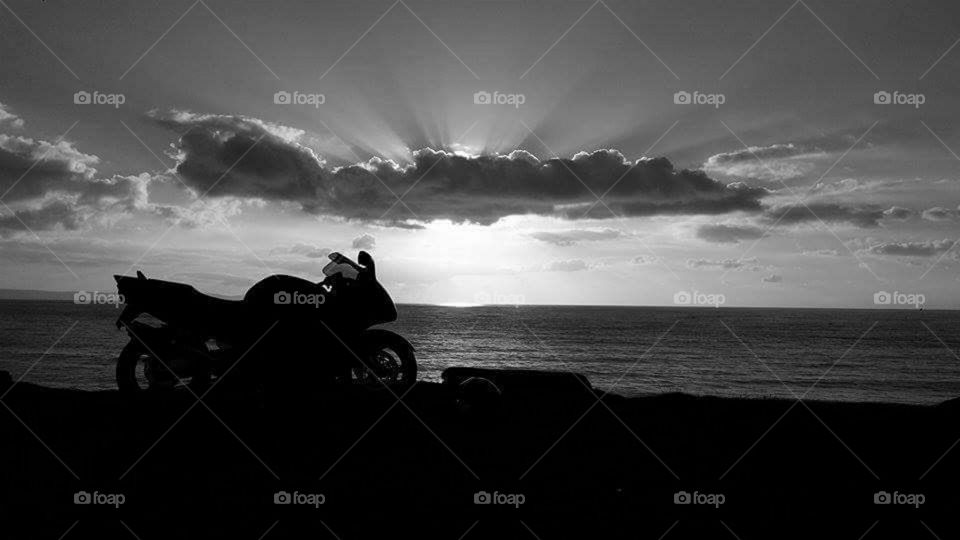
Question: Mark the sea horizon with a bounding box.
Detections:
[0,289,948,311]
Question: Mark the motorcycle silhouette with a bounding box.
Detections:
[112,251,416,394]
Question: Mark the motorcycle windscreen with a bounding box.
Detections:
[322,259,359,280]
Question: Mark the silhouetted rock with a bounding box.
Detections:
[443,367,592,396]
[454,376,503,418]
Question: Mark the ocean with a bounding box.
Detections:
[1,300,958,404]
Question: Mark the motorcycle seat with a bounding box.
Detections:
[192,290,245,310]
[116,274,246,318]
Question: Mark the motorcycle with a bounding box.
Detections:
[112,251,416,394]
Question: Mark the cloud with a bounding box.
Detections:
[762,203,885,228]
[883,206,914,220]
[922,207,954,222]
[0,106,261,239]
[703,143,824,182]
[146,196,244,229]
[530,228,624,246]
[0,112,161,237]
[695,224,766,244]
[808,178,865,196]
[269,243,331,259]
[0,201,82,236]
[0,134,103,202]
[0,102,24,128]
[150,110,768,225]
[631,255,661,265]
[868,239,954,257]
[761,274,782,283]
[387,221,426,230]
[351,233,376,250]
[800,248,842,257]
[0,167,152,239]
[544,259,589,272]
[686,257,760,271]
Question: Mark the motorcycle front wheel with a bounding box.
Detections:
[349,329,417,390]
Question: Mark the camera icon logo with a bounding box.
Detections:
[673,291,692,305]
[873,491,891,504]
[74,291,92,304]
[473,491,491,504]
[273,291,291,305]
[873,291,892,305]
[274,91,292,105]
[474,91,492,105]
[874,91,891,105]
[673,491,691,504]
[673,91,691,105]
[74,491,91,504]
[73,91,91,105]
[274,491,291,504]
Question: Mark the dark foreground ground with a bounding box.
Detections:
[1,368,959,539]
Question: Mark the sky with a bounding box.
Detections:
[1,0,959,308]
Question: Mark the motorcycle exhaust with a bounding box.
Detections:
[121,320,213,377]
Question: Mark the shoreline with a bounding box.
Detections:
[2,369,957,537]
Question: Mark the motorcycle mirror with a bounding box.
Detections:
[357,251,375,279]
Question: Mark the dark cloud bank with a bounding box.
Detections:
[869,239,954,257]
[530,228,625,246]
[696,224,767,244]
[0,109,931,238]
[150,111,767,225]
[0,132,150,235]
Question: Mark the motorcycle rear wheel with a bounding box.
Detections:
[115,340,180,393]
